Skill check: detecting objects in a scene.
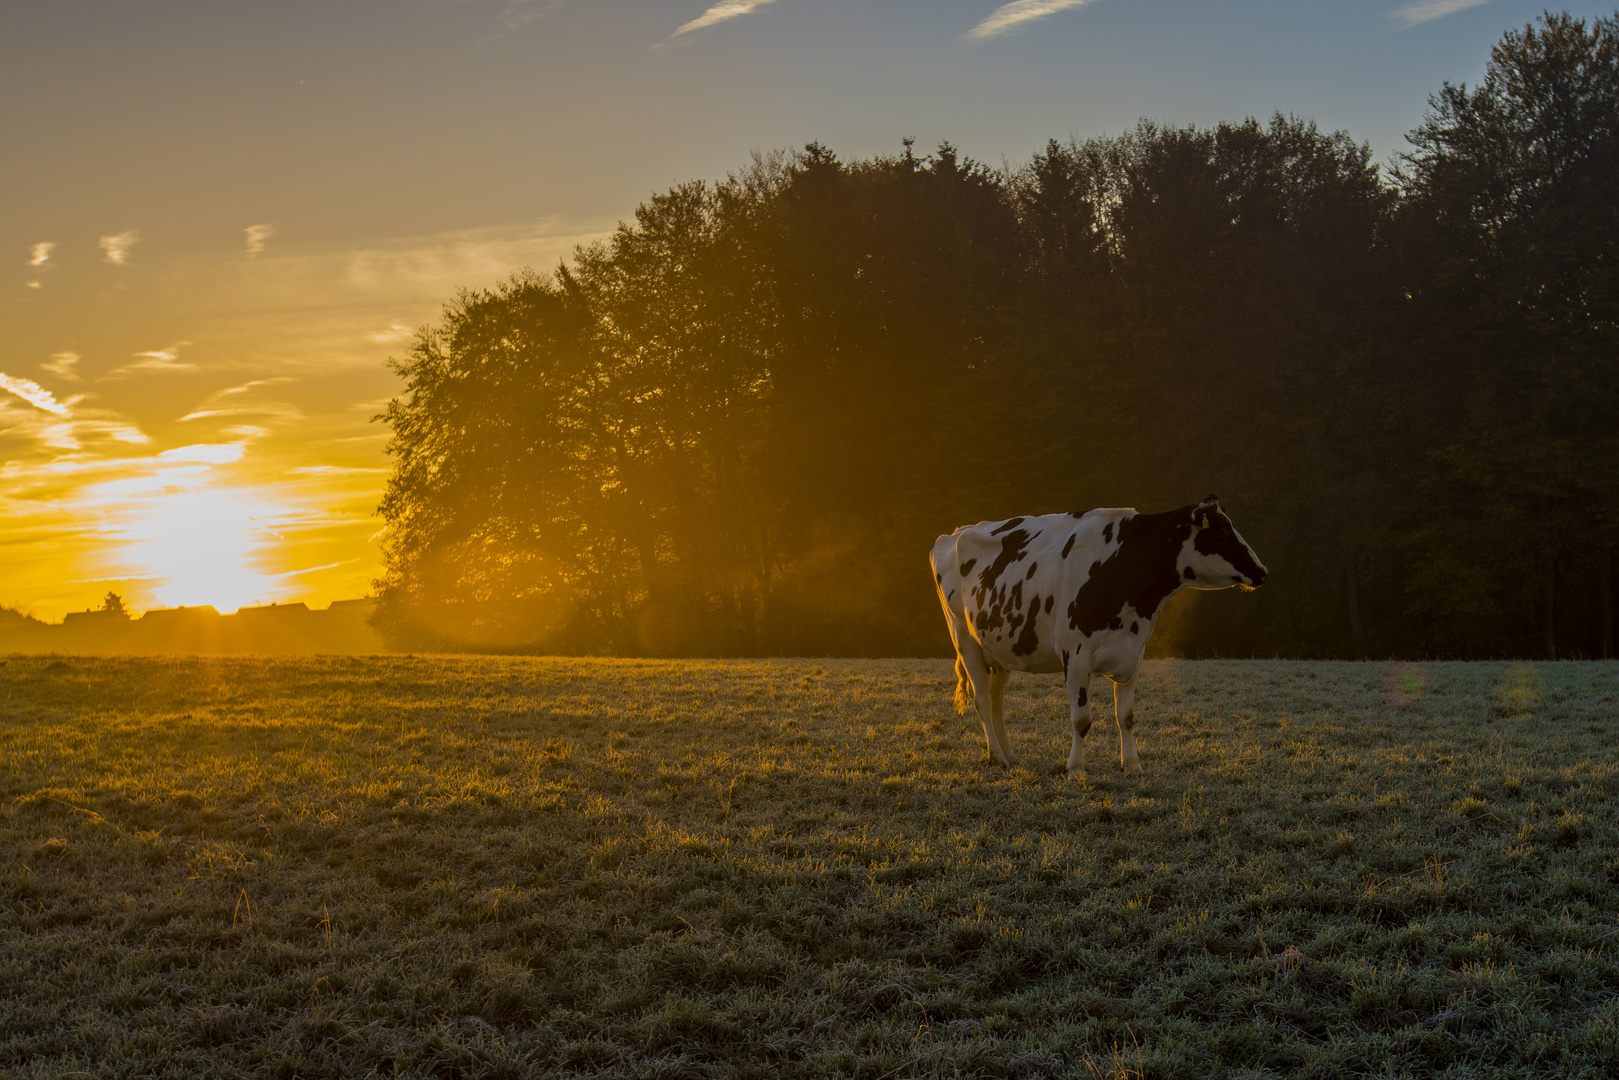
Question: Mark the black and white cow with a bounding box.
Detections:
[930,496,1267,777]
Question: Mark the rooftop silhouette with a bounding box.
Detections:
[0,599,385,655]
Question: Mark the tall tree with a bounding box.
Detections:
[1026,117,1396,655]
[755,142,1026,653]
[1397,11,1619,656]
[373,274,627,650]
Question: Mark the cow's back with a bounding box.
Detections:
[935,512,1116,674]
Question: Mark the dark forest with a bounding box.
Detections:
[373,12,1618,660]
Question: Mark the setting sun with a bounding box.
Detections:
[121,488,288,613]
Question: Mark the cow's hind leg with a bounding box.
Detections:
[1114,676,1142,776]
[958,636,1014,768]
[988,666,1014,767]
[1065,661,1093,780]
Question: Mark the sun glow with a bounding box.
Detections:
[122,489,293,613]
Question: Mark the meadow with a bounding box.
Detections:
[2,655,1617,1079]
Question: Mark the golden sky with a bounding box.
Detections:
[3,219,606,620]
[3,0,1567,621]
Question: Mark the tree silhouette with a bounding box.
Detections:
[372,13,1619,659]
[1397,11,1619,657]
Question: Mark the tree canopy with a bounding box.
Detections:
[374,12,1619,660]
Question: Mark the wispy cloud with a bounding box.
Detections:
[369,322,415,343]
[288,464,389,476]
[670,0,779,39]
[41,351,82,382]
[245,223,276,257]
[179,378,302,423]
[0,413,151,455]
[967,0,1100,41]
[100,230,141,265]
[158,443,247,465]
[223,424,270,439]
[0,372,72,416]
[497,0,561,31]
[1389,0,1487,28]
[106,343,196,377]
[25,242,56,289]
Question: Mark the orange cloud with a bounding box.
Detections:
[100,230,141,265]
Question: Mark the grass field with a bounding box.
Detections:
[3,655,1618,1079]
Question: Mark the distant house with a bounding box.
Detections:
[61,609,129,627]
[60,607,134,650]
[136,606,225,652]
[237,602,311,619]
[0,599,387,655]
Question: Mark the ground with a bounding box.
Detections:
[2,655,1617,1079]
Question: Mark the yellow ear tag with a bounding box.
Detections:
[1200,514,1209,528]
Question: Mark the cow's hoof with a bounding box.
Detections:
[1123,763,1143,777]
[1066,768,1086,782]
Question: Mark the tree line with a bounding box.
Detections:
[374,11,1618,660]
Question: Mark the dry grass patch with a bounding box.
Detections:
[2,655,1618,1078]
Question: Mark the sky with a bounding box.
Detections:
[2,0,1605,621]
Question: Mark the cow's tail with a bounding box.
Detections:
[953,654,970,716]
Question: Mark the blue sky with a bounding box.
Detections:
[5,1,1595,248]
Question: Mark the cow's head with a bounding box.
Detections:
[1179,495,1268,590]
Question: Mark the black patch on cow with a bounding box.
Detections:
[974,573,1020,635]
[1044,595,1053,613]
[1077,686,1088,705]
[1130,621,1139,634]
[1192,507,1265,581]
[959,558,977,577]
[1061,649,1070,675]
[1068,508,1093,519]
[1061,534,1076,559]
[974,529,1034,599]
[1006,582,1027,636]
[1102,521,1114,544]
[1067,510,1192,638]
[947,589,955,600]
[1025,562,1038,580]
[990,517,1025,536]
[936,571,943,584]
[1184,565,1196,580]
[1013,593,1041,655]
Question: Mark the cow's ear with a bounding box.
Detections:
[1200,493,1219,506]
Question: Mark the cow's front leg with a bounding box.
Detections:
[1114,676,1142,776]
[988,666,1014,767]
[1065,662,1092,779]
